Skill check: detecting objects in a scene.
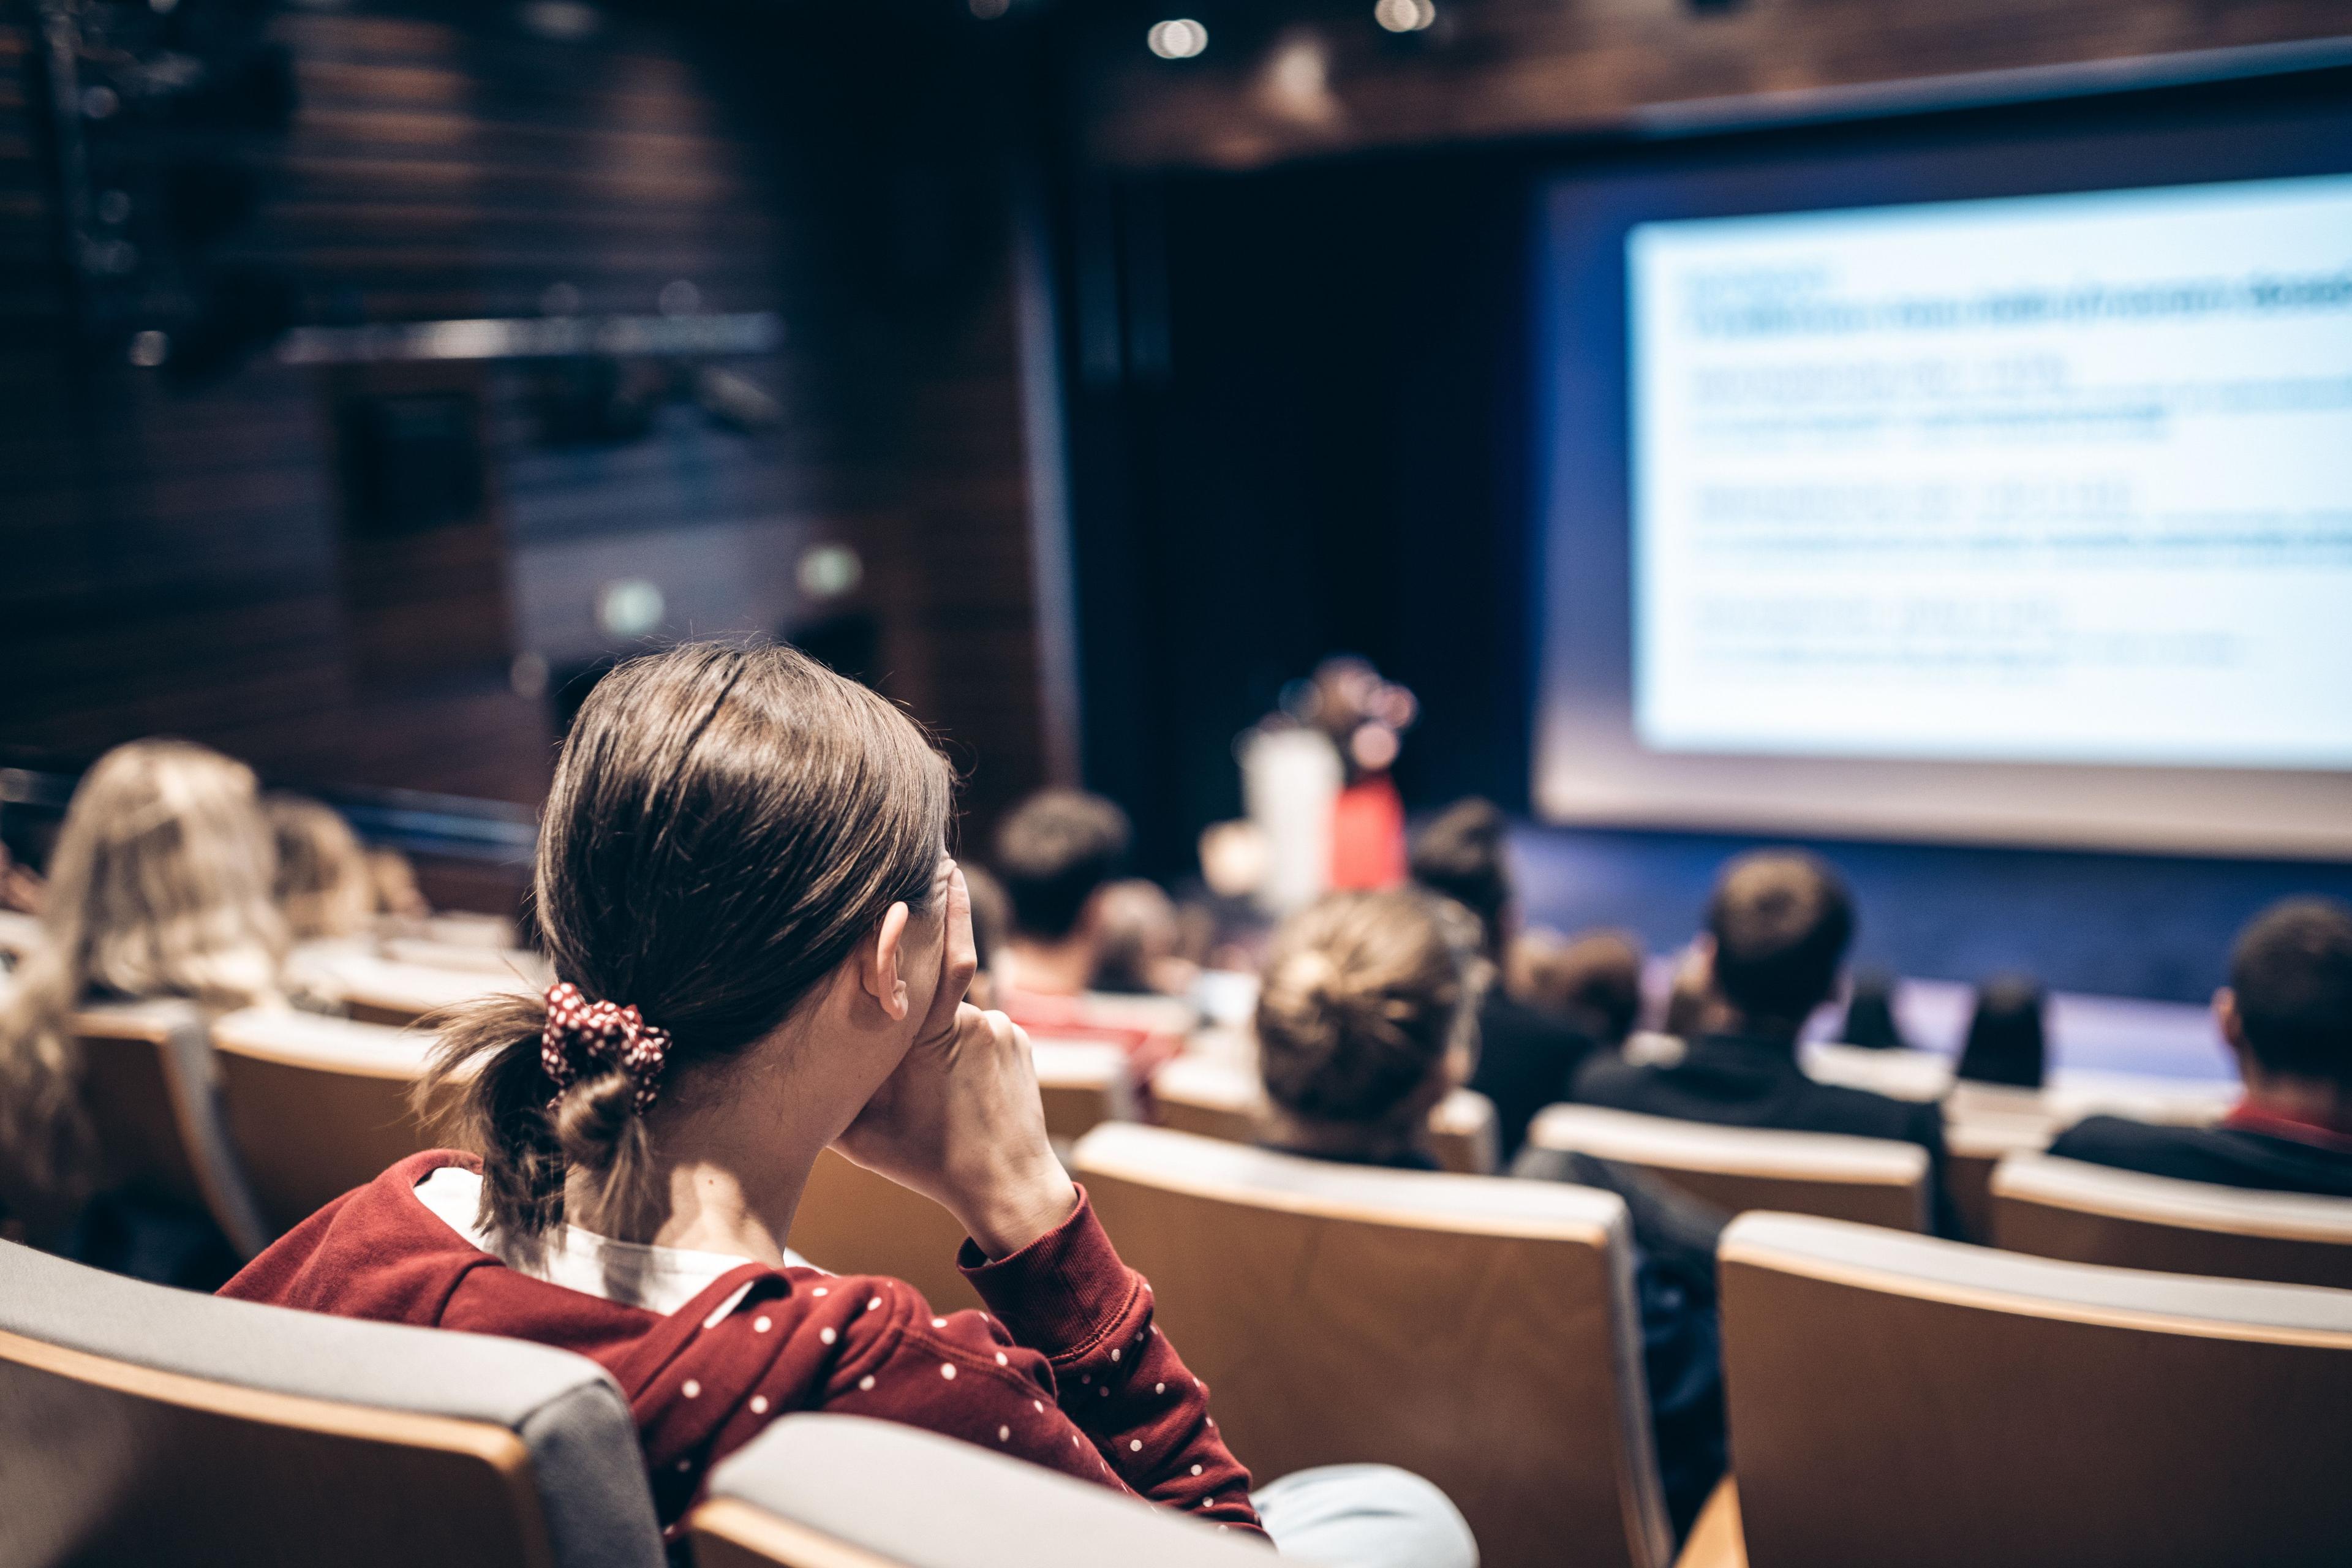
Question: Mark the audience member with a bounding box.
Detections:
[959,862,1011,1011]
[1659,947,1711,1040]
[1510,928,1645,1051]
[1955,973,2048,1089]
[368,847,432,925]
[0,739,285,1281]
[1410,797,1599,1164]
[1091,878,1195,997]
[1574,848,1958,1234]
[994,788,1131,994]
[218,643,1467,1564]
[1254,889,1470,1171]
[265,794,377,943]
[2050,898,2352,1197]
[0,840,43,916]
[1835,966,1907,1051]
[1253,887,1725,1537]
[991,789,1186,1071]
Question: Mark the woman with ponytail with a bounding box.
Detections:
[220,643,1472,1567]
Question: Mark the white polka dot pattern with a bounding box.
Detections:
[540,982,673,1113]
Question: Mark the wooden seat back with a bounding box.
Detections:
[71,1000,268,1257]
[1150,1054,1500,1174]
[1072,1123,1672,1568]
[1527,1104,1929,1231]
[210,1008,439,1237]
[1992,1153,2352,1290]
[1716,1211,2352,1568]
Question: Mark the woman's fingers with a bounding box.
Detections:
[915,859,979,1045]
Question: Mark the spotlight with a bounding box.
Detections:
[968,0,1010,16]
[1147,18,1207,59]
[797,543,864,600]
[597,579,666,638]
[1374,0,1434,32]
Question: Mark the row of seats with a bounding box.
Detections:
[42,948,2352,1567]
[1,1223,1272,1568]
[70,964,2352,1294]
[9,1144,2350,1567]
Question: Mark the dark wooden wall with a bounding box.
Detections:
[1067,0,2352,169]
[0,1,1055,832]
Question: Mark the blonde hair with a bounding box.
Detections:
[1256,889,1471,1131]
[0,740,286,1214]
[265,794,377,941]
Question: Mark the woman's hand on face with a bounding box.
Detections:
[835,864,1078,1259]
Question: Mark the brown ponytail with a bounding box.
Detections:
[417,642,952,1241]
[1255,889,1474,1131]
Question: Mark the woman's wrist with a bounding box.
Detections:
[956,1155,1079,1259]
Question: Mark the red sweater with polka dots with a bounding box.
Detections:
[220,1152,1264,1541]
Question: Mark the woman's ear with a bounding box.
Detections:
[863,902,914,1021]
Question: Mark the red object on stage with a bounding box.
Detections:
[1329,773,1407,891]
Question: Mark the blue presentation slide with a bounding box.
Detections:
[1627,173,2352,770]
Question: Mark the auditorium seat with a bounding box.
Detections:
[785,1150,979,1312]
[1525,1104,1929,1231]
[1992,1152,2352,1290]
[377,936,555,983]
[72,1000,269,1258]
[1798,1042,1950,1102]
[1940,1114,2052,1243]
[1071,1122,1673,1568]
[1427,1086,1501,1175]
[0,1236,662,1568]
[689,1413,1267,1568]
[282,945,537,1027]
[1710,1212,2352,1568]
[1150,1054,1501,1174]
[211,1008,439,1237]
[1027,1038,1137,1144]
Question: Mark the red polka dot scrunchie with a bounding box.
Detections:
[541,981,673,1115]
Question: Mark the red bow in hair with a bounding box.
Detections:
[541,981,673,1115]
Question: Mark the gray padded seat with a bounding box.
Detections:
[0,1237,663,1568]
[693,1414,1273,1568]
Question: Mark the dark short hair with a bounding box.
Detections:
[1408,798,1511,954]
[1956,973,2047,1090]
[2230,897,2352,1082]
[993,790,1132,940]
[1705,850,1854,1026]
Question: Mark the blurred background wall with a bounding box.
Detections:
[0,0,1055,825]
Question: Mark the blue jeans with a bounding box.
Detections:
[1254,1464,1479,1568]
